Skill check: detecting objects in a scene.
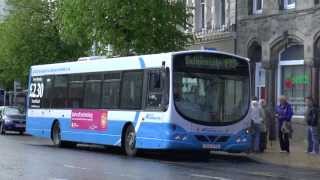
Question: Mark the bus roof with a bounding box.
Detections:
[30,50,249,77]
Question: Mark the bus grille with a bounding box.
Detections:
[195,135,229,143]
[195,135,209,142]
[216,136,230,143]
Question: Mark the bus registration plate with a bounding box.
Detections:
[202,144,221,149]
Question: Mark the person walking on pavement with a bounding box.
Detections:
[275,96,293,153]
[305,97,319,155]
[259,99,269,151]
[251,97,262,153]
[260,99,276,144]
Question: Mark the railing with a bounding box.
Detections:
[193,24,236,38]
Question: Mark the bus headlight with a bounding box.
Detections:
[175,135,181,140]
[173,134,188,141]
[236,137,247,143]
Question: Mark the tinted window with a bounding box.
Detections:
[41,76,53,108]
[120,71,144,109]
[101,73,121,109]
[51,75,68,108]
[84,74,102,108]
[68,74,84,108]
[146,70,162,109]
[101,82,120,109]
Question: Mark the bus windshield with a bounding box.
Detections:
[173,53,250,125]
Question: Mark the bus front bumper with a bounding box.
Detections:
[136,128,252,153]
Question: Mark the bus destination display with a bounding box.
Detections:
[185,55,239,70]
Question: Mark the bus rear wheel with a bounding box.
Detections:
[0,122,6,135]
[52,122,62,147]
[122,125,137,156]
[52,122,76,148]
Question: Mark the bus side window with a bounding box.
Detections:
[68,74,84,108]
[83,73,102,108]
[51,75,68,109]
[101,73,121,109]
[146,70,162,109]
[120,71,144,110]
[41,76,53,108]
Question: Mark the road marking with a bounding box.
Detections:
[191,174,232,180]
[247,171,281,178]
[63,164,88,170]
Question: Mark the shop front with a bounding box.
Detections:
[277,45,310,117]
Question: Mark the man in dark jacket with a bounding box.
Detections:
[275,96,293,153]
[305,97,319,154]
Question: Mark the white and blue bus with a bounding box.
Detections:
[27,50,252,156]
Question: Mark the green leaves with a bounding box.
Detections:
[0,0,192,88]
[0,0,86,87]
[58,0,192,56]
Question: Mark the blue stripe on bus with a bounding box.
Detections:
[138,57,146,68]
[26,116,251,151]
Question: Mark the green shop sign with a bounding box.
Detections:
[292,74,309,84]
[285,74,309,86]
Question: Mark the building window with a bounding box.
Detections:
[284,0,295,9]
[278,45,307,116]
[281,66,309,115]
[214,0,225,30]
[201,0,206,30]
[253,0,263,14]
[220,0,225,26]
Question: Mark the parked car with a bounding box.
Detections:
[0,106,26,135]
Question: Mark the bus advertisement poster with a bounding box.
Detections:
[71,109,108,131]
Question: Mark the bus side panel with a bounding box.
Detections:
[26,116,56,139]
[61,120,126,146]
[27,110,138,145]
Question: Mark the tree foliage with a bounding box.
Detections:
[58,0,192,56]
[0,0,86,88]
[0,0,192,88]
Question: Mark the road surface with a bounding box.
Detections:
[0,133,319,180]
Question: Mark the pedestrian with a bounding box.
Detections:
[275,96,293,153]
[251,97,262,153]
[305,97,319,154]
[259,99,268,151]
[260,99,277,144]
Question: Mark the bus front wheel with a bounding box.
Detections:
[122,125,137,157]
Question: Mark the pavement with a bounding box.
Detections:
[250,139,320,170]
[250,119,320,170]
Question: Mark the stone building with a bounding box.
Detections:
[0,0,7,21]
[186,0,237,53]
[237,0,320,117]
